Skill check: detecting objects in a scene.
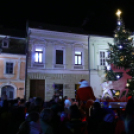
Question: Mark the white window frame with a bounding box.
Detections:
[99,50,109,66]
[72,46,84,69]
[75,51,82,65]
[4,59,16,78]
[53,45,65,69]
[31,45,45,68]
[2,38,9,48]
[34,48,43,63]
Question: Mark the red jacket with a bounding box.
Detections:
[76,86,96,101]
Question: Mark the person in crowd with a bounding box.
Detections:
[76,79,96,102]
[17,111,42,134]
[99,101,115,134]
[115,97,134,134]
[28,97,44,114]
[40,108,54,134]
[9,98,26,134]
[0,97,3,107]
[87,101,105,134]
[51,99,62,134]
[60,99,72,122]
[65,104,88,134]
[76,79,96,118]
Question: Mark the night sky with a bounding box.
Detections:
[0,1,134,36]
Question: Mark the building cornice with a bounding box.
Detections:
[27,69,89,74]
[29,28,88,40]
[0,53,26,58]
[0,79,25,83]
[29,36,88,45]
[89,36,114,43]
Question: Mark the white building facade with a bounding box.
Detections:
[89,36,114,98]
[26,27,89,101]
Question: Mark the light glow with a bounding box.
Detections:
[119,45,123,49]
[107,65,111,70]
[35,52,38,62]
[115,34,118,37]
[126,83,129,87]
[117,21,121,25]
[116,9,122,18]
[75,51,81,54]
[35,48,43,51]
[116,75,120,79]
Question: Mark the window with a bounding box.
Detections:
[2,40,9,48]
[4,42,7,47]
[6,63,13,74]
[100,51,109,66]
[55,84,63,98]
[75,51,82,65]
[56,50,63,64]
[34,48,43,63]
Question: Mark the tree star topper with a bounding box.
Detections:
[116,9,122,19]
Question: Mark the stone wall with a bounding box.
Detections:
[26,72,89,101]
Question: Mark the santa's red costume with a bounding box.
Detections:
[76,79,96,118]
[76,79,96,102]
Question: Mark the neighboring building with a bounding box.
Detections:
[89,35,114,98]
[0,29,26,99]
[26,22,89,101]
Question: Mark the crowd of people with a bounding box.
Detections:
[0,79,134,134]
[0,95,134,134]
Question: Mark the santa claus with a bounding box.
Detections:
[76,79,96,102]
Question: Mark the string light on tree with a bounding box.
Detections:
[115,34,118,37]
[116,75,120,79]
[119,45,123,49]
[126,83,130,87]
[107,65,111,70]
[117,21,121,25]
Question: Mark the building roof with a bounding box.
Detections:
[0,27,26,38]
[28,21,89,35]
[0,28,26,55]
[1,38,26,54]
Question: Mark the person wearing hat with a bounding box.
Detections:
[76,79,96,102]
[76,79,96,119]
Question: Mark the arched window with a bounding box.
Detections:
[1,86,14,100]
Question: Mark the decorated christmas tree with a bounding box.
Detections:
[102,10,134,101]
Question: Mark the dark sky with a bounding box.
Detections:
[0,0,134,36]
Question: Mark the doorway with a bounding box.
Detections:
[30,80,45,100]
[1,85,14,100]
